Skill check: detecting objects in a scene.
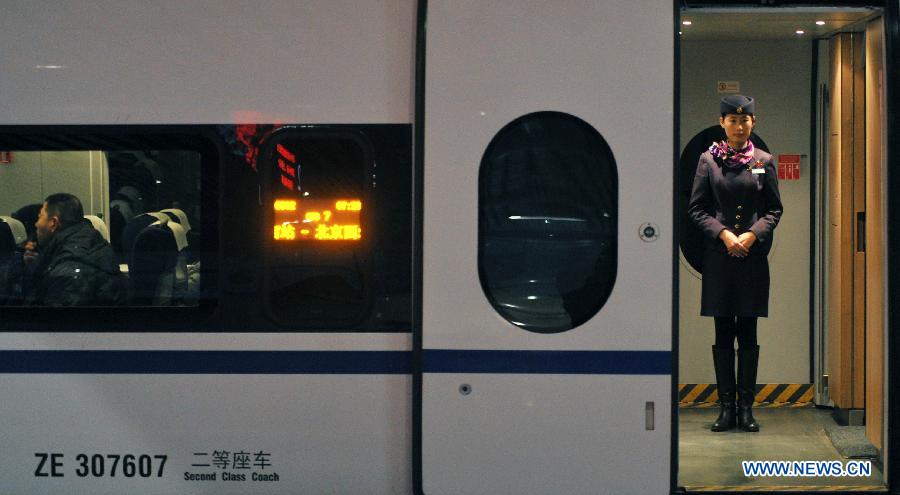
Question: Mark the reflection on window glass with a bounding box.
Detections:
[479,112,617,333]
[0,150,205,307]
[266,135,371,327]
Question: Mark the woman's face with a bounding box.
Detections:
[719,113,755,145]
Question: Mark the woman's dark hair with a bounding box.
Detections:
[44,193,84,230]
[11,203,41,240]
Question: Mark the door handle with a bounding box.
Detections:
[857,212,865,253]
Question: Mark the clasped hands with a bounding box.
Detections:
[719,230,756,258]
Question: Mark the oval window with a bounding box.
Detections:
[478,111,617,333]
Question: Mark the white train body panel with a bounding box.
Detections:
[0,0,415,125]
[422,1,672,493]
[2,374,411,494]
[0,1,416,494]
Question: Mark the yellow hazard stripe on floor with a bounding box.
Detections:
[684,485,886,492]
[679,384,815,406]
[756,383,779,402]
[682,383,711,403]
[774,384,801,403]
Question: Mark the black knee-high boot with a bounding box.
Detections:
[711,346,736,431]
[737,345,760,432]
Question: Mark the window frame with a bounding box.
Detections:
[0,125,220,331]
[476,111,619,334]
[259,126,377,330]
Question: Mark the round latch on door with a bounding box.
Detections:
[639,222,660,242]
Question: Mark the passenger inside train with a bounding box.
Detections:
[0,150,204,306]
[25,193,124,306]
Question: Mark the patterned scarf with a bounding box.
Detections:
[709,140,755,168]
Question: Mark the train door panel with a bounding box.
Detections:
[419,2,673,493]
[824,21,888,451]
[864,16,886,457]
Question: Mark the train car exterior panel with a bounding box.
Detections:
[420,1,672,493]
[0,0,416,125]
[0,374,411,494]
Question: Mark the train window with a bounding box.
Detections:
[264,132,374,328]
[0,146,212,308]
[478,112,617,333]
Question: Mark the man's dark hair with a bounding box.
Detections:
[44,193,84,229]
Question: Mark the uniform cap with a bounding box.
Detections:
[720,95,754,116]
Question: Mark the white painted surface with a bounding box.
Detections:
[0,332,411,351]
[0,2,416,492]
[0,0,415,125]
[423,375,669,495]
[0,375,411,494]
[422,1,672,493]
[423,0,673,352]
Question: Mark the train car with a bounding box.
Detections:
[0,1,897,494]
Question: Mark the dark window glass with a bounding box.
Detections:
[265,133,373,327]
[478,112,617,333]
[0,148,209,307]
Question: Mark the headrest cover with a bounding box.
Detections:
[0,216,27,246]
[84,215,110,242]
[147,212,169,223]
[110,199,134,222]
[720,94,755,116]
[151,219,188,252]
[159,208,191,233]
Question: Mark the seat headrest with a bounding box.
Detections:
[146,212,169,223]
[0,216,27,246]
[83,215,110,242]
[121,213,161,253]
[152,219,188,252]
[110,199,134,223]
[135,158,161,182]
[159,208,191,233]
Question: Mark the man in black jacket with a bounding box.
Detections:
[28,193,124,306]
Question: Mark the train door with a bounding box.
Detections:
[416,2,673,493]
[678,4,891,492]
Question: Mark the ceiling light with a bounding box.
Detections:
[682,20,692,26]
[795,30,805,35]
[815,20,826,26]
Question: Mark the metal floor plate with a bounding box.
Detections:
[679,407,885,490]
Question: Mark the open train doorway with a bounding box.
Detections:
[676,4,889,491]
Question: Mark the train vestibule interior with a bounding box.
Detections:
[677,5,888,491]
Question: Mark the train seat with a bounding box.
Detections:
[121,212,169,254]
[0,217,27,303]
[128,217,190,305]
[159,208,191,233]
[83,215,111,243]
[109,199,134,253]
[0,216,27,249]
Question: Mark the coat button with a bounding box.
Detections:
[735,223,741,229]
[736,214,742,220]
[737,205,743,211]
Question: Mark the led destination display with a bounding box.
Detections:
[273,198,362,241]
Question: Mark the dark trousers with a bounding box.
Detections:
[714,316,757,349]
